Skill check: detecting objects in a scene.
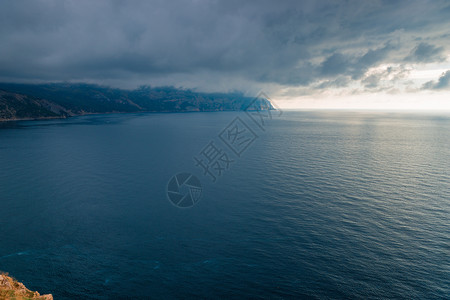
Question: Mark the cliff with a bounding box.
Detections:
[0,273,52,300]
[0,83,274,121]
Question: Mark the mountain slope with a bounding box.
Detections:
[0,83,273,121]
[0,90,67,121]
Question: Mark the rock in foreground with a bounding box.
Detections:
[0,274,52,300]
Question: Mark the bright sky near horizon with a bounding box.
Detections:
[274,56,450,110]
[1,0,449,110]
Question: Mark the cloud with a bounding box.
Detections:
[0,0,449,94]
[362,74,382,89]
[319,53,350,77]
[404,42,446,63]
[315,76,351,89]
[360,65,410,90]
[422,70,450,90]
[318,43,395,80]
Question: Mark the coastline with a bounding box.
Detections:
[0,108,257,123]
[0,273,52,300]
[0,116,68,122]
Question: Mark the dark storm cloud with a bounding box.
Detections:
[318,43,395,80]
[0,0,449,92]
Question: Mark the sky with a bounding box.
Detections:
[0,0,449,109]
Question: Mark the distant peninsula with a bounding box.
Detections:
[0,83,273,121]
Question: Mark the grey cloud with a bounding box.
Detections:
[361,65,411,90]
[422,70,450,90]
[352,43,396,78]
[319,53,349,77]
[404,42,446,63]
[315,76,351,89]
[0,0,449,92]
[318,43,395,80]
[362,74,382,89]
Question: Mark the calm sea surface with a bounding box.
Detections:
[0,111,449,299]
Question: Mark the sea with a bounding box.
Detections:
[0,110,449,299]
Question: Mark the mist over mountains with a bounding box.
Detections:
[0,83,272,121]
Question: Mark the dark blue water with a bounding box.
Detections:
[0,111,449,299]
